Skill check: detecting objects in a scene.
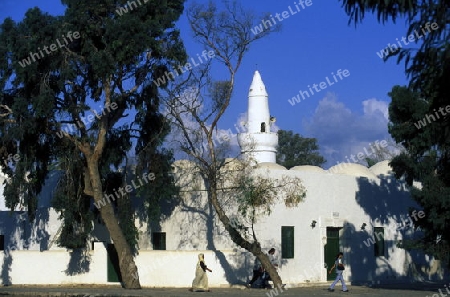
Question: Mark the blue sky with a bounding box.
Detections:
[0,0,412,168]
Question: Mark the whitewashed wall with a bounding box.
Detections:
[134,250,250,287]
[0,245,251,287]
[0,244,445,287]
[147,160,448,285]
[0,242,107,285]
[0,160,447,286]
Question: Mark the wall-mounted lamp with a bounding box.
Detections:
[311,220,317,228]
[361,223,367,230]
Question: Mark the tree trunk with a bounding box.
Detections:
[207,178,283,287]
[87,159,141,289]
[257,252,282,287]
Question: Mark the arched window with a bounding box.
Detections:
[261,122,266,132]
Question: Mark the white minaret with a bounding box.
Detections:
[238,71,278,163]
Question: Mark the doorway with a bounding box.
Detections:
[324,227,340,280]
[107,244,122,282]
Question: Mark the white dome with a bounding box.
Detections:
[327,163,377,179]
[290,165,326,173]
[369,160,393,177]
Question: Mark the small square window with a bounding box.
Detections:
[152,232,166,250]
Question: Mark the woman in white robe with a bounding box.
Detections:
[191,253,212,292]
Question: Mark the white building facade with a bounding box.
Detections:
[0,72,447,287]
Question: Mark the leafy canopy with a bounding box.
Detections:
[340,0,450,263]
[0,0,185,250]
[276,130,326,169]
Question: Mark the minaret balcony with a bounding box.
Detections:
[237,132,278,153]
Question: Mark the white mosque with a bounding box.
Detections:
[0,71,447,287]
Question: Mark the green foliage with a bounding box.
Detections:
[231,163,306,225]
[52,151,93,249]
[135,147,180,223]
[0,0,186,251]
[376,96,449,259]
[341,0,448,92]
[385,33,450,266]
[235,174,277,218]
[276,130,326,169]
[342,0,450,266]
[365,158,377,167]
[210,81,232,112]
[340,0,416,24]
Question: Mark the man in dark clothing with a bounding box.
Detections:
[247,257,263,288]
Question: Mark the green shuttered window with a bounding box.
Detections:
[374,227,384,257]
[281,226,294,259]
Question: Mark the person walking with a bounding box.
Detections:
[190,253,212,292]
[328,252,349,292]
[247,256,263,288]
[263,248,279,289]
[268,248,279,269]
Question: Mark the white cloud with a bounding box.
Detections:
[303,93,394,168]
[362,98,389,120]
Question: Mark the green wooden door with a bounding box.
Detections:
[107,244,122,282]
[324,227,340,280]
